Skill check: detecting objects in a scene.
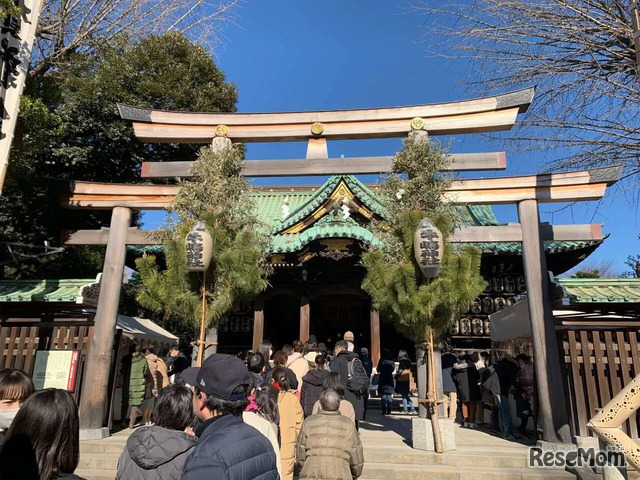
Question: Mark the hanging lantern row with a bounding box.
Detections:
[449,317,491,336]
[468,296,518,315]
[219,316,252,334]
[482,275,526,293]
[185,221,213,272]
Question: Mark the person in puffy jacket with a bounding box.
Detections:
[296,388,364,480]
[300,354,329,417]
[117,384,197,480]
[128,345,148,429]
[181,354,278,480]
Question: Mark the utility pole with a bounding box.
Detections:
[631,0,640,77]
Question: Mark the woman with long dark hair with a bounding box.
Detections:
[258,341,273,373]
[0,388,84,480]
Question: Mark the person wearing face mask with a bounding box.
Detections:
[0,368,34,448]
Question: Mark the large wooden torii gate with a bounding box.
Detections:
[65,87,621,445]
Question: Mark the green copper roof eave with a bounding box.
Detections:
[557,278,640,303]
[0,279,96,302]
[269,222,385,253]
[454,239,602,255]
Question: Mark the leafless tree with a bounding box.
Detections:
[565,258,620,278]
[412,0,640,185]
[32,0,240,77]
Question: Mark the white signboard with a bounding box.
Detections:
[32,350,80,391]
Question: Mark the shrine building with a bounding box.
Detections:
[128,174,603,360]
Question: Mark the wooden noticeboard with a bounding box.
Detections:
[32,350,80,391]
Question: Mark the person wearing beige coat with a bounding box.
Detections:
[272,367,304,480]
[287,352,309,391]
[296,389,364,480]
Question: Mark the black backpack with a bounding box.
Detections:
[346,358,370,398]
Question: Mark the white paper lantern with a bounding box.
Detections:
[413,218,443,279]
[185,221,213,272]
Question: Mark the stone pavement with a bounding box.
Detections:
[77,399,576,480]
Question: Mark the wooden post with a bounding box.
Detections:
[300,295,310,343]
[252,298,265,352]
[370,308,380,366]
[518,199,572,443]
[79,207,131,437]
[196,283,206,367]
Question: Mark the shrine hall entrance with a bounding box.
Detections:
[310,295,370,350]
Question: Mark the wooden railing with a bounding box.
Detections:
[562,328,640,438]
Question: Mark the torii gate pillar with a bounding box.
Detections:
[518,199,571,443]
[79,206,131,439]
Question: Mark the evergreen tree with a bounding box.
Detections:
[0,32,238,278]
[362,133,485,451]
[134,143,268,363]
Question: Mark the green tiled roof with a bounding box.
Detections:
[0,279,96,302]
[557,278,640,303]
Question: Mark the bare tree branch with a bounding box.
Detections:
[31,0,241,77]
[413,0,640,189]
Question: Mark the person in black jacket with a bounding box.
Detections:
[376,349,395,415]
[331,341,364,425]
[360,348,373,420]
[166,346,189,385]
[452,354,481,427]
[181,354,278,480]
[300,354,330,417]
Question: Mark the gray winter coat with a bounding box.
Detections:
[116,426,197,480]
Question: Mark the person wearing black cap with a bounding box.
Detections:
[180,354,279,480]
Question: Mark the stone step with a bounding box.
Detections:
[363,449,530,468]
[74,469,118,480]
[78,452,120,470]
[81,441,126,454]
[360,463,576,480]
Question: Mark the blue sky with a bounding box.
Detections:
[141,0,639,275]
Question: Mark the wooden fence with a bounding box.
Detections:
[562,328,640,439]
[0,321,94,404]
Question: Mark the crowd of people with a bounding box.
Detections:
[0,332,535,480]
[441,345,535,440]
[117,334,369,480]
